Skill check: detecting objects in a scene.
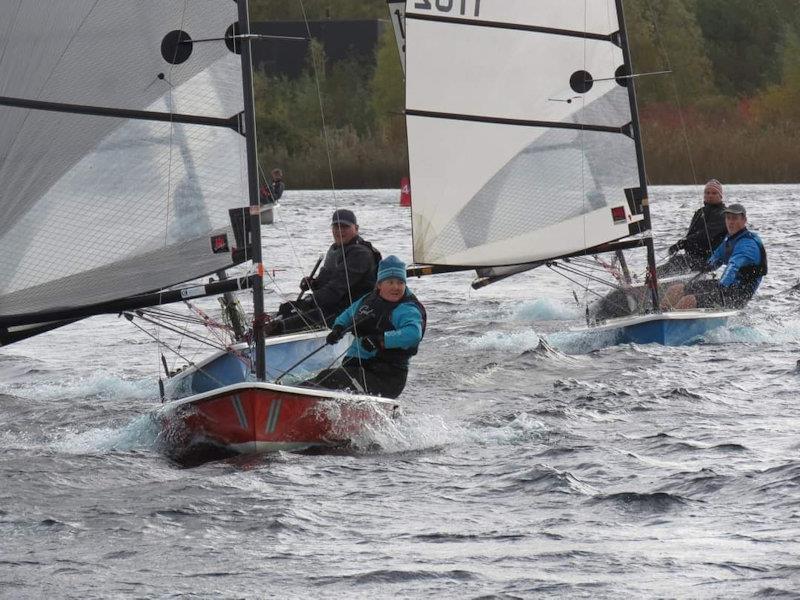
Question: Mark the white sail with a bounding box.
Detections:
[387,1,407,73]
[0,2,246,322]
[405,0,646,267]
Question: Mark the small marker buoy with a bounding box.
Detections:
[400,177,411,207]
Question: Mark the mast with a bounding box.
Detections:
[236,0,268,380]
[615,0,660,311]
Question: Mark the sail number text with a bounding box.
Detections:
[414,0,481,17]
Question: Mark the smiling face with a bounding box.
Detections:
[725,213,747,235]
[331,222,358,246]
[377,278,406,302]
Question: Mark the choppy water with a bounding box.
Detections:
[2,186,799,599]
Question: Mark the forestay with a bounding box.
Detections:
[405,0,647,268]
[0,2,247,328]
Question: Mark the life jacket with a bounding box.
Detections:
[351,290,426,367]
[723,229,768,294]
[355,238,382,268]
[346,238,383,301]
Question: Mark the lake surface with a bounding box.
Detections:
[1,185,799,598]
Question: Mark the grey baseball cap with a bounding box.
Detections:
[723,203,746,216]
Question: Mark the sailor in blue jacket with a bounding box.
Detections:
[302,255,426,399]
[662,203,767,310]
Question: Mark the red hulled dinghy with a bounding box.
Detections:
[157,382,398,465]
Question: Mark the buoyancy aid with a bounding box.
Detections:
[352,290,426,367]
[723,229,768,294]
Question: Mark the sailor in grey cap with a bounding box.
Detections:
[662,203,767,310]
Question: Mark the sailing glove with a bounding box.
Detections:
[326,325,345,345]
[668,240,685,255]
[360,334,383,352]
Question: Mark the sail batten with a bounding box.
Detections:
[406,109,630,136]
[405,0,646,267]
[0,95,241,130]
[405,12,616,42]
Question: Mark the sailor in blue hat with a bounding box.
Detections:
[303,256,426,399]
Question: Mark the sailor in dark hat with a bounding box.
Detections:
[267,209,382,336]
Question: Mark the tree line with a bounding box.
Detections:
[250,0,800,187]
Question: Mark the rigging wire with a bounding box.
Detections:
[297,0,369,385]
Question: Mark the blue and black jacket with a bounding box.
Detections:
[707,228,767,298]
[333,288,425,369]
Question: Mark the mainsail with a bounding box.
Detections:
[405,0,649,269]
[0,2,248,341]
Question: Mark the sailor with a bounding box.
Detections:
[657,179,727,277]
[267,209,381,336]
[259,168,285,205]
[661,203,767,310]
[302,256,426,399]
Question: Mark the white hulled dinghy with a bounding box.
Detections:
[398,0,733,346]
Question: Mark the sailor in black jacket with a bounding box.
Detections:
[267,209,381,336]
[657,179,727,277]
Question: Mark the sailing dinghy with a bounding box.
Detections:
[0,1,394,462]
[399,0,732,346]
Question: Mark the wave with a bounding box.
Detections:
[586,491,689,512]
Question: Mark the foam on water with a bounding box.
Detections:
[512,297,582,322]
[50,415,161,454]
[3,373,157,402]
[465,329,542,352]
[546,328,622,354]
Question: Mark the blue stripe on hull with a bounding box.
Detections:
[619,316,728,346]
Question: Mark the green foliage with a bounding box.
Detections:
[626,0,716,105]
[370,25,405,142]
[251,0,383,21]
[694,0,785,96]
[752,30,800,124]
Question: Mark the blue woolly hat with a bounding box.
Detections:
[376,255,406,283]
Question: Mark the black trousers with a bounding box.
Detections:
[302,357,408,399]
[265,299,337,337]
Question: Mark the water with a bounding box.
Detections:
[2,186,799,599]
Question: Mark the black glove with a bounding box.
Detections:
[326,325,345,345]
[277,301,295,317]
[299,276,313,292]
[360,334,383,352]
[668,239,686,255]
